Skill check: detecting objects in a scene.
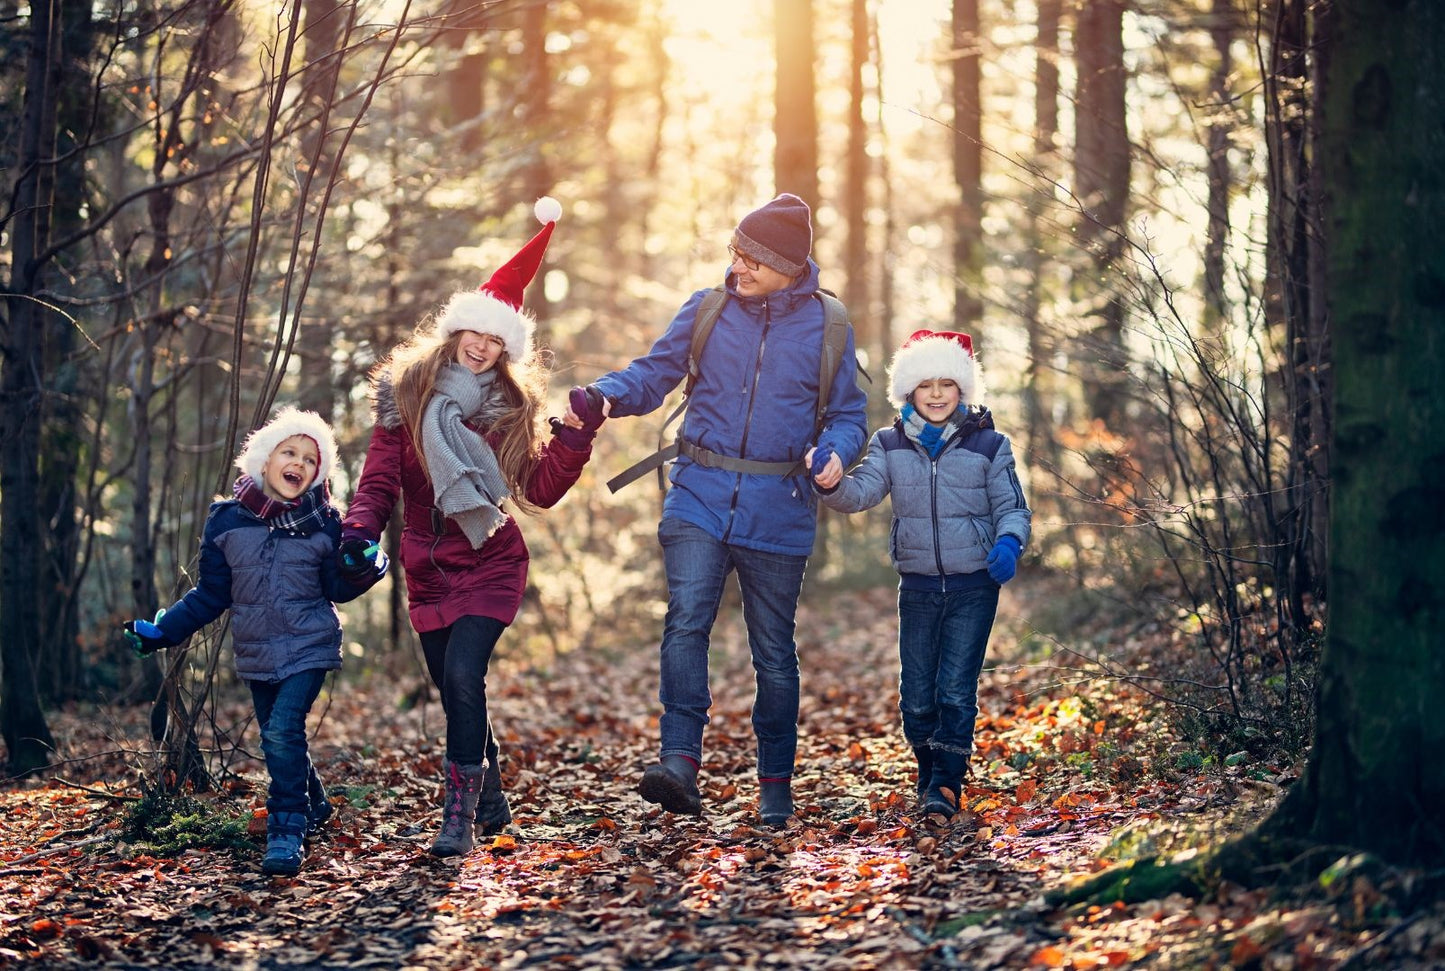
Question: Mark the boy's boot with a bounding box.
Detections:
[429,758,485,857]
[638,754,702,815]
[921,749,970,818]
[758,779,794,828]
[307,774,333,837]
[912,746,935,802]
[261,811,308,876]
[475,757,513,837]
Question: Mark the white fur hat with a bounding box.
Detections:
[887,329,983,407]
[434,196,562,365]
[434,290,537,365]
[235,405,337,487]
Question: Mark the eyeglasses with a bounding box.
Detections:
[727,244,760,272]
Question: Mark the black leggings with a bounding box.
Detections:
[418,615,506,766]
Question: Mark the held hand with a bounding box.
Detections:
[123,609,168,658]
[807,446,843,490]
[986,535,1022,584]
[339,537,385,582]
[562,384,610,430]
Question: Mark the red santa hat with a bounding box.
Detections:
[235,405,338,486]
[434,196,562,365]
[887,329,984,407]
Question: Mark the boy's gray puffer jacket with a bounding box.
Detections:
[818,408,1031,580]
[155,487,374,682]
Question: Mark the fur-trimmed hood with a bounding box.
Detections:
[370,368,403,431]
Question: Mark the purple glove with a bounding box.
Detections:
[571,385,607,432]
[986,535,1021,584]
[810,446,836,480]
[550,385,607,451]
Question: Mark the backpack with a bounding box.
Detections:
[606,286,865,493]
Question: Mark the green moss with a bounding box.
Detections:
[119,790,252,856]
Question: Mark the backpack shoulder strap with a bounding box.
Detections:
[812,290,857,432]
[685,286,729,397]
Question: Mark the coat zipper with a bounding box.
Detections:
[929,456,947,589]
[724,298,771,541]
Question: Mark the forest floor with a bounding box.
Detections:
[2,575,1442,969]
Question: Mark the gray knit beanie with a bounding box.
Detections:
[734,193,812,276]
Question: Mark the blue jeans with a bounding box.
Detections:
[419,615,505,766]
[248,668,328,819]
[657,517,808,779]
[897,585,999,756]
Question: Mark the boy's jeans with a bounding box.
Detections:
[897,585,999,756]
[248,668,328,819]
[657,517,808,779]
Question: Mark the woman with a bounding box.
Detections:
[343,199,602,856]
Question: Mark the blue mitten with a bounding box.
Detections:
[123,609,169,658]
[986,535,1022,584]
[810,446,836,480]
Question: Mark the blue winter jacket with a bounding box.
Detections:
[154,485,375,682]
[594,260,870,556]
[818,408,1032,583]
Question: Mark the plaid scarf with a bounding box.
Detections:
[233,475,332,535]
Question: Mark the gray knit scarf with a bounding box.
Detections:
[422,364,513,547]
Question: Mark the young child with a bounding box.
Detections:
[812,329,1031,819]
[123,406,387,876]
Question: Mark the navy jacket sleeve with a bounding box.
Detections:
[155,504,234,646]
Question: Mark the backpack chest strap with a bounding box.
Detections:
[676,438,803,476]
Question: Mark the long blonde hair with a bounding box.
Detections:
[379,327,549,515]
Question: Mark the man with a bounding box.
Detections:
[566,193,869,827]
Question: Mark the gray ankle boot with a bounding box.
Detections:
[758,779,793,828]
[475,757,512,836]
[638,754,702,815]
[921,749,970,818]
[912,746,934,802]
[430,758,485,857]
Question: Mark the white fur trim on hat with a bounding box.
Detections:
[888,334,983,407]
[236,405,337,486]
[434,290,535,365]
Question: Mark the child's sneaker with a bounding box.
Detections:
[262,811,308,876]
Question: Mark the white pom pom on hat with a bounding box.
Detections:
[887,328,983,407]
[435,196,563,364]
[236,405,338,487]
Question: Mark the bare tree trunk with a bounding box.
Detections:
[520,1,553,329]
[1202,0,1236,326]
[842,0,870,333]
[295,0,347,420]
[441,0,487,154]
[773,0,819,209]
[1,0,60,775]
[1265,0,1332,610]
[1072,0,1130,427]
[1254,0,1444,867]
[37,0,99,703]
[1023,0,1060,459]
[952,0,984,332]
